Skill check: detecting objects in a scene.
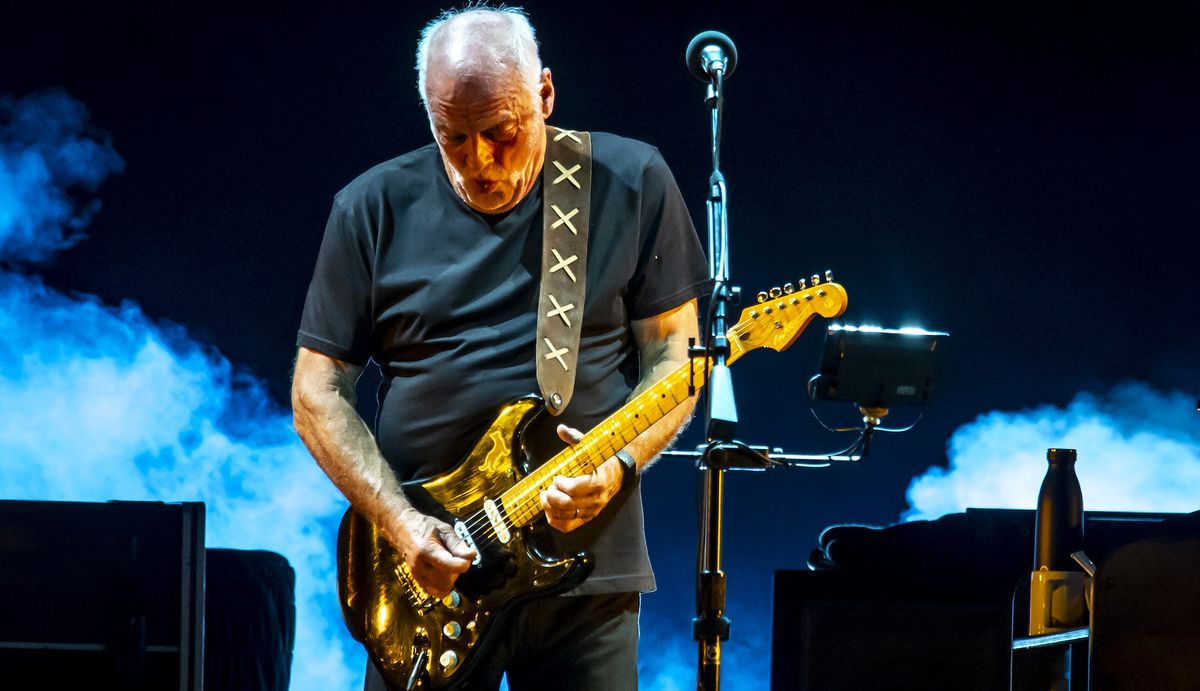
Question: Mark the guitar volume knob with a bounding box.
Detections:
[443,621,462,639]
[443,591,462,609]
[439,650,460,671]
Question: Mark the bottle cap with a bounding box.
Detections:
[1047,448,1077,462]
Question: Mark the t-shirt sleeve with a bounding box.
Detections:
[626,148,711,320]
[296,192,376,366]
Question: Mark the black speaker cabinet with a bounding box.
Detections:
[771,509,1191,691]
[0,500,205,691]
[771,569,1013,691]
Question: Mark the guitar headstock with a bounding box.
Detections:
[726,271,848,363]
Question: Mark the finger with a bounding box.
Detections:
[436,524,479,563]
[411,562,456,599]
[553,473,602,497]
[556,424,584,445]
[425,545,473,574]
[540,486,576,513]
[425,531,474,574]
[544,506,585,533]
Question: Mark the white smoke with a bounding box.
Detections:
[0,90,363,689]
[906,383,1200,520]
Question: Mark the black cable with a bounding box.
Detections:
[872,415,924,433]
[701,439,779,469]
[805,374,861,433]
[805,373,927,434]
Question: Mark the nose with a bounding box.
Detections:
[463,134,494,170]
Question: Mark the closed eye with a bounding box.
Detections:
[484,125,517,143]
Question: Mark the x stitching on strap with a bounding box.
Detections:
[550,204,579,234]
[552,160,582,189]
[546,293,575,327]
[554,129,583,143]
[543,337,570,371]
[549,249,578,282]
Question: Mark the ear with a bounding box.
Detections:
[539,67,555,119]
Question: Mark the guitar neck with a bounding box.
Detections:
[496,280,842,528]
[500,355,711,527]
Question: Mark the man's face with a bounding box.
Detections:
[426,64,553,214]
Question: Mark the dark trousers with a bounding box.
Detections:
[364,592,640,691]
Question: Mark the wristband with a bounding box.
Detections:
[615,449,638,490]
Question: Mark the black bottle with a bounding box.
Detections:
[1033,448,1084,571]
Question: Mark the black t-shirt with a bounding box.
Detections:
[298,132,708,593]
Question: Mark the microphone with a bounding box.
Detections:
[686,30,738,83]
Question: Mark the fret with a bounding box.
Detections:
[498,355,709,527]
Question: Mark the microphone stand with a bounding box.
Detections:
[694,66,749,691]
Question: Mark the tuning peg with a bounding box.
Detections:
[810,273,821,286]
[825,269,834,283]
[797,278,807,289]
[756,291,768,303]
[782,283,795,294]
[769,286,782,299]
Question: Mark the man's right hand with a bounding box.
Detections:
[390,507,477,599]
[292,347,476,597]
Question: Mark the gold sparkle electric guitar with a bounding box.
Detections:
[337,275,848,690]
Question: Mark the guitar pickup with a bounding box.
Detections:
[483,499,512,544]
[453,520,483,565]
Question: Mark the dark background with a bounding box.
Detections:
[4,0,1197,683]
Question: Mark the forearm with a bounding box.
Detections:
[620,355,695,474]
[291,347,414,547]
[621,299,701,472]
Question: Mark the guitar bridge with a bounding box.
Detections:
[396,561,436,612]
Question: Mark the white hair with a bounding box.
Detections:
[415,5,543,109]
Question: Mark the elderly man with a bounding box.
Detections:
[292,6,707,689]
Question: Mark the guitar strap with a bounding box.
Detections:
[537,126,591,415]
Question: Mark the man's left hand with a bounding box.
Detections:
[539,424,627,532]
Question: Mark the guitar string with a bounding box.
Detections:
[456,432,622,544]
[452,311,755,550]
[451,304,783,552]
[454,360,698,541]
[453,387,675,550]
[458,355,702,542]
[459,362,705,550]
